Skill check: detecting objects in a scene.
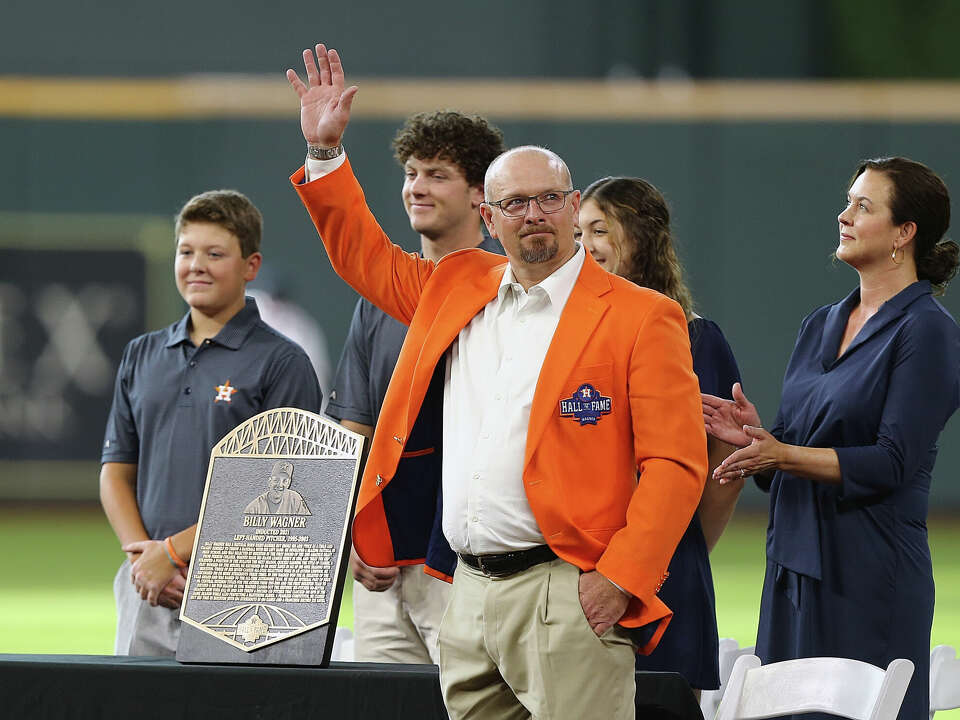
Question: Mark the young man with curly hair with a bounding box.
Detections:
[325,110,505,663]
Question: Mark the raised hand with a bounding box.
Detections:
[286,44,358,148]
[701,381,762,447]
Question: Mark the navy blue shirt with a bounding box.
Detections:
[689,317,741,399]
[101,297,323,539]
[327,235,503,427]
[764,280,960,580]
[755,280,960,720]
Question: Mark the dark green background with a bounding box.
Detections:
[3,0,957,79]
[1,0,958,505]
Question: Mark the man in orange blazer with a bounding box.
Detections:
[287,45,707,720]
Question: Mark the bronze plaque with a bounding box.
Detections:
[177,408,363,665]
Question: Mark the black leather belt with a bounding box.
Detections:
[458,545,557,577]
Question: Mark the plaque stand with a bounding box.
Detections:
[177,408,364,666]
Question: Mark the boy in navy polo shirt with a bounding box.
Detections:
[100,190,322,656]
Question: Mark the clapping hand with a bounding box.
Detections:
[702,383,786,484]
[701,382,762,447]
[286,44,358,148]
[712,425,784,485]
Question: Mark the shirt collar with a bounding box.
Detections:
[886,279,932,311]
[165,296,262,350]
[834,279,932,318]
[165,313,193,347]
[498,243,585,312]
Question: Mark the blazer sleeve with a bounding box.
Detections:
[290,159,434,326]
[835,309,960,499]
[596,294,708,607]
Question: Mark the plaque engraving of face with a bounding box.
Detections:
[243,460,311,515]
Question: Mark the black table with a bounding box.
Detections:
[0,654,703,719]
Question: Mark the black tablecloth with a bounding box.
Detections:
[0,654,703,719]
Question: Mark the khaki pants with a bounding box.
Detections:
[438,558,636,720]
[113,559,180,656]
[353,564,452,663]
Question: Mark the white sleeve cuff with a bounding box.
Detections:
[304,152,347,182]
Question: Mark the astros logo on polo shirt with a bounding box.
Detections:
[559,383,612,425]
[214,380,238,403]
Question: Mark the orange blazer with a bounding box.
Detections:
[292,159,707,652]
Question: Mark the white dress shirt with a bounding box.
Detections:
[305,152,586,554]
[441,247,585,554]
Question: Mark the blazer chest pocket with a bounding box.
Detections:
[557,363,615,423]
[566,362,613,389]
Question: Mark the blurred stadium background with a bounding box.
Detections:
[1,1,958,710]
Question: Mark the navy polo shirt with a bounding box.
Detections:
[101,297,323,539]
[326,235,503,426]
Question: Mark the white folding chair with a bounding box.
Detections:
[714,654,914,720]
[331,626,355,661]
[701,638,757,720]
[930,644,960,718]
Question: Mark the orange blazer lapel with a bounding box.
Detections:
[524,257,612,468]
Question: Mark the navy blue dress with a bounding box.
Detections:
[756,281,960,720]
[634,317,741,690]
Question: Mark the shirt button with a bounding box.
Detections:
[189,361,197,367]
[472,472,480,480]
[471,516,479,523]
[184,387,191,395]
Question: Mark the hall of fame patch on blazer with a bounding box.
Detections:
[559,383,612,425]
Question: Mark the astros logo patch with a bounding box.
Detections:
[214,380,238,403]
[559,383,612,425]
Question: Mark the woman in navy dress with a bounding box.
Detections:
[579,176,743,696]
[703,157,960,719]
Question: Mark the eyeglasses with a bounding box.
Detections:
[484,190,576,218]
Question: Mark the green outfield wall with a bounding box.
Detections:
[1,0,958,504]
[1,115,958,506]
